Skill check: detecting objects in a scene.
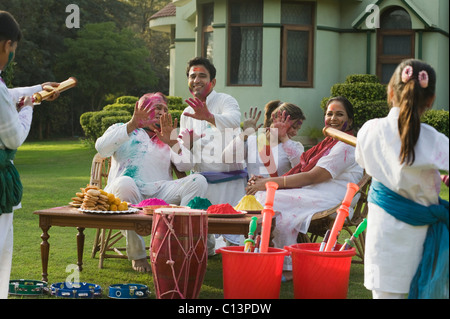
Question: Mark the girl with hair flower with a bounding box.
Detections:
[356,59,449,299]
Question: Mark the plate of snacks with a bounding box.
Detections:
[71,185,136,214]
[78,208,138,214]
[207,203,247,218]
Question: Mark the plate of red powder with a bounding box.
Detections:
[207,203,247,218]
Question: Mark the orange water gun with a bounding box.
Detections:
[324,183,359,252]
[259,182,278,253]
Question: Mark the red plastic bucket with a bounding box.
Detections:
[216,246,289,299]
[286,243,355,299]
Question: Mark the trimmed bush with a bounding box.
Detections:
[101,116,132,135]
[104,103,135,114]
[80,95,186,141]
[321,74,389,129]
[115,96,139,104]
[422,109,449,137]
[322,74,448,136]
[167,96,188,111]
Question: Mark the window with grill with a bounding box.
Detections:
[202,3,214,62]
[377,7,414,84]
[280,1,315,87]
[228,0,263,86]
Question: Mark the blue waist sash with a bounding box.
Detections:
[368,180,449,299]
[0,149,23,215]
[200,169,247,184]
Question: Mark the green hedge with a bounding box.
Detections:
[422,109,449,137]
[321,74,389,129]
[321,74,450,136]
[80,95,187,141]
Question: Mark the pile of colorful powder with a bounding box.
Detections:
[234,195,264,211]
[207,203,239,215]
[133,198,168,207]
[187,197,212,210]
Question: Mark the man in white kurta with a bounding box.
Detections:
[181,57,246,250]
[96,94,208,271]
[355,106,449,298]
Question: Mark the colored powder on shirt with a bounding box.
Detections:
[187,197,212,210]
[207,203,238,214]
[124,166,138,179]
[135,198,168,207]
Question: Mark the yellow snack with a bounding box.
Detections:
[107,193,115,203]
[110,204,118,211]
[118,202,128,211]
[114,197,121,206]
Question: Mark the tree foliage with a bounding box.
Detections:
[57,22,157,110]
[1,0,171,139]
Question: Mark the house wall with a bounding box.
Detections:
[167,0,448,135]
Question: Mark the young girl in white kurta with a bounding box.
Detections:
[223,101,305,179]
[222,101,305,245]
[356,59,449,299]
[247,97,363,275]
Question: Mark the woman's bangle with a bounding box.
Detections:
[283,176,286,188]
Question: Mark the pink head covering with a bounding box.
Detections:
[138,92,167,112]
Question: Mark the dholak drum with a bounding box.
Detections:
[150,208,208,299]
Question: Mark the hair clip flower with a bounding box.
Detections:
[418,70,429,88]
[401,65,414,83]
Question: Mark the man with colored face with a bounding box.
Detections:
[180,57,246,252]
[96,93,207,272]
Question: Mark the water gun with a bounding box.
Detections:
[259,182,278,253]
[17,77,78,107]
[324,183,359,252]
[244,216,258,252]
[339,218,367,251]
[254,234,261,253]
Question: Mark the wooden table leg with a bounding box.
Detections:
[76,227,85,272]
[40,225,51,283]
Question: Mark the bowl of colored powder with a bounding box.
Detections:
[133,198,169,207]
[207,203,246,217]
[187,197,212,210]
[234,195,264,214]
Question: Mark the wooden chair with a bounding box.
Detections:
[89,154,128,269]
[297,173,372,264]
[89,153,187,268]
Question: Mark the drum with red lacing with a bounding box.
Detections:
[150,208,208,299]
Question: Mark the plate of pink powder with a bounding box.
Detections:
[207,203,247,218]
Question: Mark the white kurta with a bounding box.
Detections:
[355,107,449,293]
[180,90,246,206]
[255,141,363,264]
[95,123,202,200]
[222,134,304,178]
[95,123,208,260]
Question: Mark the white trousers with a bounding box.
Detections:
[105,174,208,260]
[372,290,407,299]
[0,213,13,299]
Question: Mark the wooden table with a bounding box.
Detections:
[34,206,270,282]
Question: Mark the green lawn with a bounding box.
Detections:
[8,139,448,300]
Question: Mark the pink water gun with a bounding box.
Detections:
[259,182,278,253]
[324,183,359,252]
